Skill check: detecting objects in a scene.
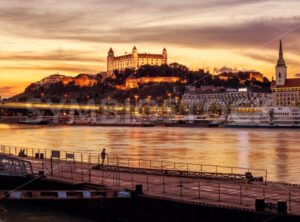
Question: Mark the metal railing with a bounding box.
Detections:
[0,144,299,213]
[42,161,297,212]
[0,145,268,182]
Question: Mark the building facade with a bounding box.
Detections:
[182,90,272,110]
[116,76,185,90]
[107,46,167,76]
[271,41,300,106]
[218,71,264,83]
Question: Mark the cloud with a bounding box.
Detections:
[1,0,300,51]
[0,64,99,74]
[0,86,20,98]
[0,50,104,63]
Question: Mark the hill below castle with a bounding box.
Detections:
[10,63,271,104]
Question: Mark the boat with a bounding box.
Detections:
[18,118,49,125]
[164,115,223,127]
[226,107,300,128]
[67,116,155,127]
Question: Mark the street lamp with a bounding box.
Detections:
[147,95,152,115]
[127,98,131,115]
[134,95,139,116]
[167,93,172,115]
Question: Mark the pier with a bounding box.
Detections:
[1,145,300,217]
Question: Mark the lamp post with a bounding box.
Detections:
[167,93,172,115]
[127,98,131,115]
[175,96,179,115]
[134,95,139,116]
[40,93,45,102]
[147,95,151,115]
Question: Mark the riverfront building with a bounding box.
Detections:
[182,89,272,109]
[271,41,300,106]
[107,46,168,76]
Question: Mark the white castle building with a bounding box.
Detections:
[107,46,167,76]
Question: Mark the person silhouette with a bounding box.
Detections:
[100,148,107,166]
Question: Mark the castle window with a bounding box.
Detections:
[279,72,281,78]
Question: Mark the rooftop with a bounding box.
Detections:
[271,78,300,88]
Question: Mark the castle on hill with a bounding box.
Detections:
[107,46,167,76]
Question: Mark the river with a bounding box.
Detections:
[1,124,300,183]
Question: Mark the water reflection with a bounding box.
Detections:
[1,124,300,183]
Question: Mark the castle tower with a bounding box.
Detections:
[132,46,138,69]
[275,40,287,86]
[162,48,168,64]
[107,48,114,76]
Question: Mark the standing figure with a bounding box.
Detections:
[100,148,107,166]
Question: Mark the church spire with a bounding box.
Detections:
[275,40,287,86]
[276,40,286,67]
[279,40,283,59]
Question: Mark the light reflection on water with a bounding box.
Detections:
[1,124,300,183]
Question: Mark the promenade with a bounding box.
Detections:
[1,145,300,215]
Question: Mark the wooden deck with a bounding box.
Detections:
[1,145,300,215]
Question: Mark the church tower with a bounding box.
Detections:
[162,48,168,64]
[275,40,287,86]
[107,48,114,76]
[132,46,138,69]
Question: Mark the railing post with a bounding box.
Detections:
[187,163,189,172]
[88,154,91,166]
[161,161,163,170]
[200,164,203,172]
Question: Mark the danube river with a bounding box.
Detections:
[1,124,300,183]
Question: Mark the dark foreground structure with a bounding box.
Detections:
[1,146,300,222]
[0,176,299,222]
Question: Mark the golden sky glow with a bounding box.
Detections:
[1,0,300,97]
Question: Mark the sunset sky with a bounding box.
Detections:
[1,0,300,97]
